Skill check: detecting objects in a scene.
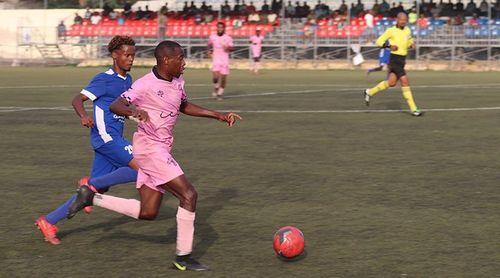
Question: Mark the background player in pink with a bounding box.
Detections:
[68,41,241,271]
[208,22,233,100]
[249,28,264,74]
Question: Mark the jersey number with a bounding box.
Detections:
[124,145,133,155]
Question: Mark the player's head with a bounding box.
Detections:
[396,12,408,28]
[217,22,225,35]
[108,35,136,72]
[155,40,185,78]
[256,28,261,36]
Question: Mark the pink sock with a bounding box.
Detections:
[93,194,140,219]
[176,206,196,256]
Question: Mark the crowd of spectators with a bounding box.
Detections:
[71,0,500,28]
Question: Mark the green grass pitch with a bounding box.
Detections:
[1,66,499,277]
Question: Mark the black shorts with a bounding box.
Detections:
[253,56,261,62]
[388,54,407,79]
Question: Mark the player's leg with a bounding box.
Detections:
[212,71,220,97]
[217,74,227,99]
[367,65,384,75]
[364,72,396,106]
[399,75,422,116]
[254,57,261,74]
[67,181,163,220]
[35,151,116,244]
[160,175,208,271]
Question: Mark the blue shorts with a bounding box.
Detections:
[379,48,390,66]
[90,138,133,178]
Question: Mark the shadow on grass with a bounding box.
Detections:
[276,249,308,263]
[61,188,238,258]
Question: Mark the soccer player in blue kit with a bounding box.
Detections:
[367,41,390,75]
[35,36,147,244]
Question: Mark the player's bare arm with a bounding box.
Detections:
[71,94,94,128]
[109,96,149,122]
[180,101,242,127]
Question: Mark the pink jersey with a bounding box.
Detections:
[250,35,264,58]
[209,33,233,65]
[121,68,187,191]
[121,68,187,147]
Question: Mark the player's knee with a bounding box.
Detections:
[212,78,218,84]
[181,187,198,206]
[388,81,397,87]
[139,209,159,220]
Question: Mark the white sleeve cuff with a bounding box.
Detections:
[80,89,97,101]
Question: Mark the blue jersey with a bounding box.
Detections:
[80,68,133,149]
[379,47,390,66]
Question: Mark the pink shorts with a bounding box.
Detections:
[212,63,230,75]
[132,133,184,194]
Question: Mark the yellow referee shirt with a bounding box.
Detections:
[376,26,414,56]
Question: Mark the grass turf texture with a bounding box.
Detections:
[0,67,499,277]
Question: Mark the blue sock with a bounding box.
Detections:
[46,195,76,225]
[89,167,137,191]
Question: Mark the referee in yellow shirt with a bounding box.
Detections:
[364,12,422,116]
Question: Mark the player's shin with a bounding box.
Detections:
[367,80,389,96]
[89,167,137,191]
[176,206,196,256]
[402,86,418,112]
[93,194,140,219]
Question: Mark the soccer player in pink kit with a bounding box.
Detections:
[68,41,242,271]
[249,28,264,74]
[208,22,233,99]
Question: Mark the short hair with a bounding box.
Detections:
[154,40,183,62]
[107,35,135,53]
[217,21,225,27]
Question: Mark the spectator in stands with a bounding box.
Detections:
[379,0,390,16]
[204,7,214,23]
[84,7,92,20]
[143,5,153,20]
[160,3,168,15]
[389,2,398,17]
[372,0,381,15]
[262,0,270,13]
[408,8,417,24]
[182,2,189,15]
[57,21,66,42]
[364,9,375,42]
[109,10,118,20]
[456,0,464,13]
[221,1,231,17]
[431,3,441,17]
[268,12,278,24]
[417,12,429,27]
[158,9,166,40]
[201,1,209,12]
[232,0,240,15]
[468,13,479,25]
[135,7,144,20]
[285,1,294,17]
[90,12,102,25]
[450,13,464,25]
[247,2,257,14]
[354,0,365,16]
[188,1,198,16]
[271,0,282,14]
[123,1,132,18]
[302,1,311,18]
[74,13,83,25]
[338,0,348,15]
[479,0,488,16]
[295,2,302,17]
[441,0,453,16]
[102,2,113,17]
[396,2,405,15]
[465,0,477,15]
[240,0,249,16]
[249,10,261,23]
[195,12,203,24]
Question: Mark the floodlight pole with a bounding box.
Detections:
[487,0,492,69]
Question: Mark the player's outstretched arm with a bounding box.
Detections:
[180,101,242,127]
[109,97,149,122]
[72,94,94,128]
